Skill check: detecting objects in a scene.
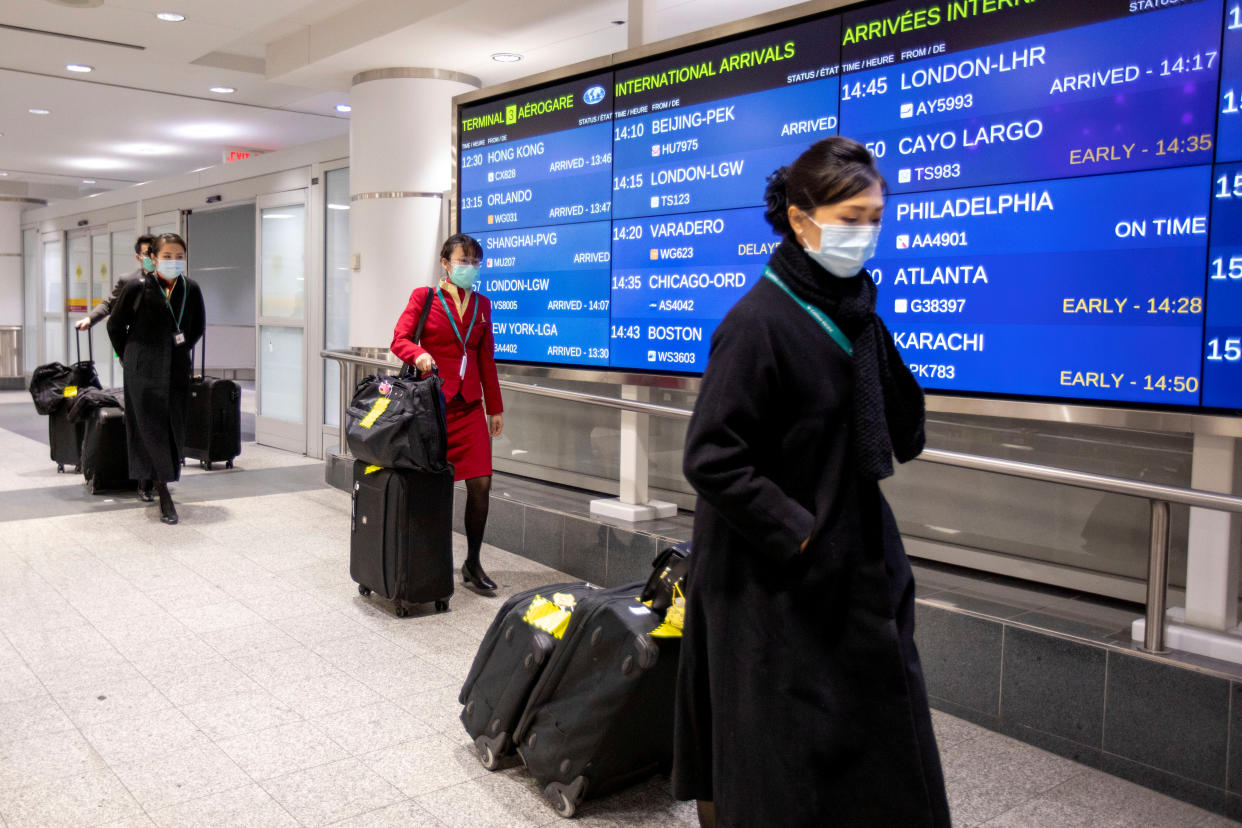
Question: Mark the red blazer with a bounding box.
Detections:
[391,285,504,414]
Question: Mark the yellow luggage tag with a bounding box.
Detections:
[358,397,389,429]
[364,465,383,474]
[63,386,78,398]
[522,593,578,639]
[649,584,685,639]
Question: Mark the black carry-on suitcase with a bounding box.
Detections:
[460,582,599,769]
[184,335,241,470]
[43,330,102,473]
[350,460,453,616]
[81,406,134,494]
[48,408,84,473]
[513,584,682,818]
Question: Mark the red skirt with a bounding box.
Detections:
[446,398,492,481]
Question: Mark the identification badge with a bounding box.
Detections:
[459,354,467,380]
[173,332,186,345]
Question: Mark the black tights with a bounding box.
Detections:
[464,475,491,568]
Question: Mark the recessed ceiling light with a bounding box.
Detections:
[335,104,351,113]
[209,86,235,94]
[327,203,350,210]
[82,179,96,184]
[68,158,127,171]
[0,172,8,177]
[29,108,50,115]
[491,52,522,63]
[66,64,93,73]
[156,12,185,22]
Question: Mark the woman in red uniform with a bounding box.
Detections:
[391,234,504,592]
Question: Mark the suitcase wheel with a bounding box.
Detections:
[474,734,505,771]
[74,465,81,474]
[435,599,450,613]
[56,464,63,473]
[395,604,409,618]
[357,584,372,597]
[545,777,587,819]
[226,460,233,469]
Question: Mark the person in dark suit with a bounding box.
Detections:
[673,137,950,827]
[391,233,505,592]
[76,235,156,330]
[106,233,205,525]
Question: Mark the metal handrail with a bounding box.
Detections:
[319,351,1242,653]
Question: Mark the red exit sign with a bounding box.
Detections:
[223,148,265,164]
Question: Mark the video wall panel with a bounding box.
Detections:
[458,0,1241,411]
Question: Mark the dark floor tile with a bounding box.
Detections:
[920,589,1035,620]
[521,508,564,571]
[563,516,608,586]
[997,719,1104,769]
[605,527,658,588]
[1009,610,1124,644]
[915,604,1002,716]
[927,696,1000,731]
[1001,626,1106,747]
[1098,751,1229,816]
[483,497,524,554]
[1228,792,1242,822]
[452,487,465,536]
[1230,683,1242,795]
[1103,652,1231,787]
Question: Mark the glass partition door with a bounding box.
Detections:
[41,232,64,365]
[255,191,308,453]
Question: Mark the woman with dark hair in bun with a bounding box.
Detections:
[107,232,205,525]
[673,137,950,827]
[392,233,504,592]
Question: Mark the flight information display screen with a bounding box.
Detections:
[458,0,1242,411]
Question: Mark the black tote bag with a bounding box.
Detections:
[345,287,450,474]
[29,330,102,415]
[345,368,451,474]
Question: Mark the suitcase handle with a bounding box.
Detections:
[75,326,93,364]
[192,328,207,379]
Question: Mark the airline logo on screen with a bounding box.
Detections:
[583,85,607,105]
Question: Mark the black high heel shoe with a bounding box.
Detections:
[139,480,154,503]
[156,483,178,525]
[462,561,497,592]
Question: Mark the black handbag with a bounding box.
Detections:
[345,288,451,474]
[29,330,102,415]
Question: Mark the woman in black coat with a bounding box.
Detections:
[107,232,205,525]
[673,137,951,827]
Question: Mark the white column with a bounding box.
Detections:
[347,68,480,349]
[591,383,677,522]
[0,201,26,326]
[1184,435,1240,629]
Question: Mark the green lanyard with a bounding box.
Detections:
[763,267,852,356]
[436,287,478,379]
[161,275,187,332]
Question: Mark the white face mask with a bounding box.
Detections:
[156,259,185,280]
[799,216,881,279]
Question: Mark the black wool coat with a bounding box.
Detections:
[672,275,951,827]
[106,274,205,483]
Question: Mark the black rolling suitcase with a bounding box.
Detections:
[350,460,453,616]
[81,406,134,494]
[48,408,84,473]
[40,330,101,473]
[184,336,241,470]
[460,582,599,769]
[513,584,682,818]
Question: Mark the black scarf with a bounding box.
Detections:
[766,240,926,481]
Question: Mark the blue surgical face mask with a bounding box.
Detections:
[156,259,186,280]
[448,264,479,290]
[800,217,881,279]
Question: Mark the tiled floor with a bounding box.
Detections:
[0,391,1237,827]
